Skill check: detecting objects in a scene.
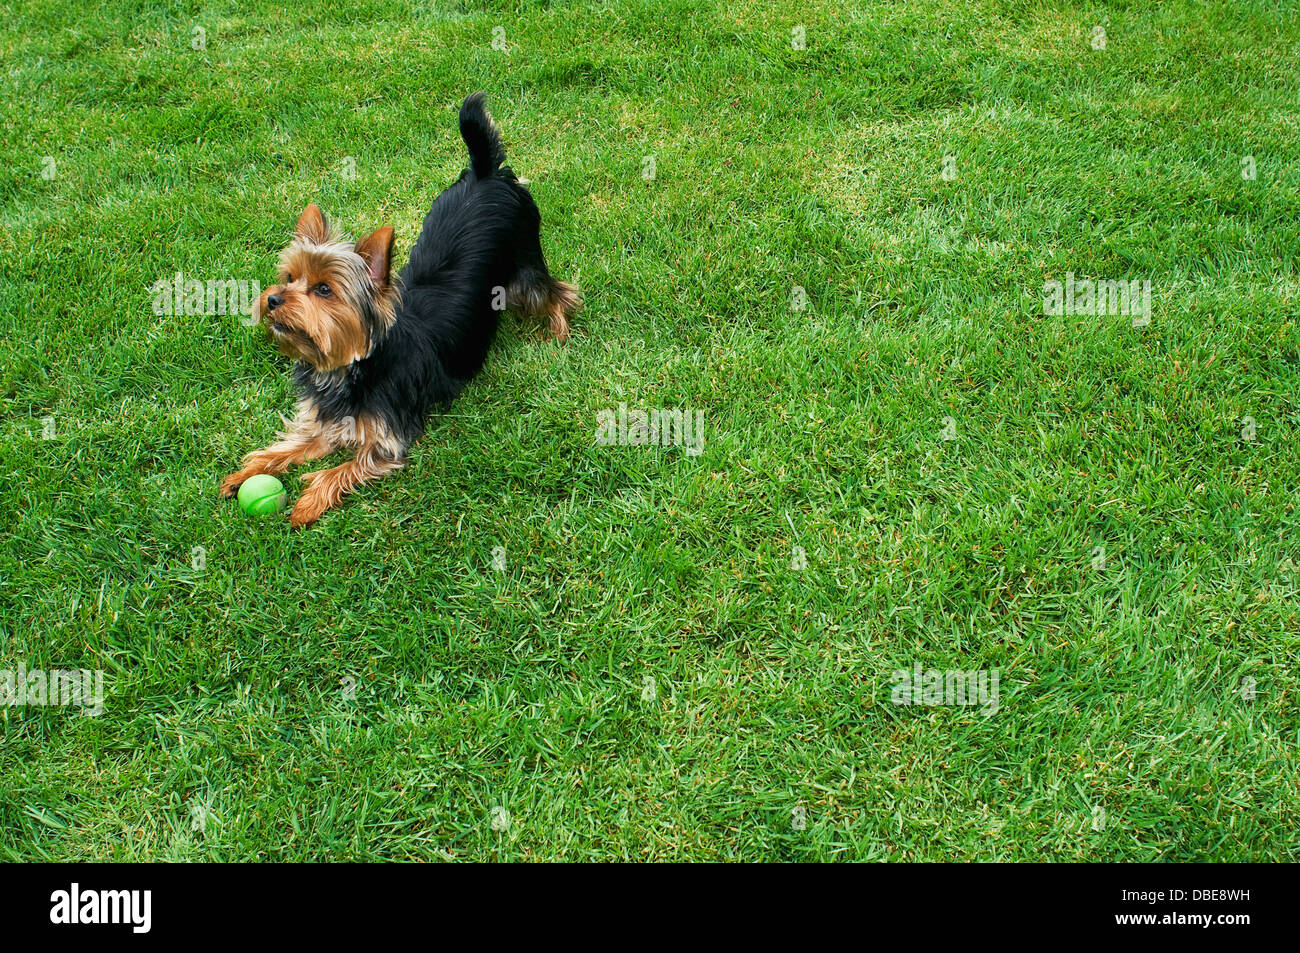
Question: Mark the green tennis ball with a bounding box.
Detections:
[237,474,287,516]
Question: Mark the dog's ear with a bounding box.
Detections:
[355,226,394,287]
[296,204,329,244]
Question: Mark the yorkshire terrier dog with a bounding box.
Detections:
[220,93,580,527]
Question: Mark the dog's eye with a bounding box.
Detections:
[314,283,332,297]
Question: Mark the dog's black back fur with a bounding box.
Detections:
[295,93,556,452]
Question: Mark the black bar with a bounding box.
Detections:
[0,863,1277,940]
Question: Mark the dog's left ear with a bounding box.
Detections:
[355,226,394,287]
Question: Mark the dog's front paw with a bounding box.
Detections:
[219,470,251,499]
[289,484,328,528]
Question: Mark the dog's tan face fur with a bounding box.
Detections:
[254,204,396,372]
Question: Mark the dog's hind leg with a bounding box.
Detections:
[507,267,582,342]
[504,191,581,342]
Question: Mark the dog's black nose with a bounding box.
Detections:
[267,293,284,311]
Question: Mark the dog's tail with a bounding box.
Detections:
[459,92,506,178]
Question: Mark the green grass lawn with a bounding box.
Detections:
[2,0,1298,861]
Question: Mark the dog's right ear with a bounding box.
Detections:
[296,204,329,244]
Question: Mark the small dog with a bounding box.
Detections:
[221,93,580,527]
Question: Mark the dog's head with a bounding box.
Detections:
[254,205,397,371]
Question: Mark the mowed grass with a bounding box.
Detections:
[1,0,1298,861]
